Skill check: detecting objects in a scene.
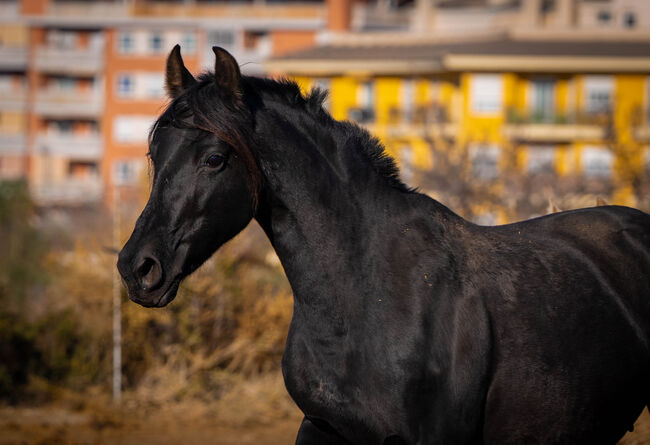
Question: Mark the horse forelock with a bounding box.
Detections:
[149,79,263,210]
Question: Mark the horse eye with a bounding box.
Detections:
[205,154,226,170]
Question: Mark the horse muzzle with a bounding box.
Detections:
[117,248,180,308]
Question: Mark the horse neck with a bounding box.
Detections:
[252,101,453,320]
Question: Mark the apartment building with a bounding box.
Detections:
[345,0,650,35]
[28,24,106,204]
[4,0,649,213]
[0,3,28,181]
[269,34,650,221]
[3,0,325,207]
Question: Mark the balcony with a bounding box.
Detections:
[352,3,411,31]
[504,109,610,142]
[0,46,27,70]
[34,47,104,75]
[0,89,27,112]
[49,1,129,18]
[34,133,103,160]
[365,104,459,139]
[35,91,103,118]
[31,177,103,206]
[0,133,26,155]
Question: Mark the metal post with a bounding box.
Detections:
[112,185,122,403]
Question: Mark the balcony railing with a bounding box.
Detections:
[352,3,411,31]
[34,47,104,74]
[35,133,103,160]
[49,1,129,18]
[34,91,104,118]
[504,108,610,142]
[0,133,26,154]
[361,104,459,139]
[0,46,28,70]
[0,89,27,111]
[31,177,103,206]
[0,1,19,18]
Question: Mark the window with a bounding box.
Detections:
[530,79,555,123]
[56,77,76,92]
[117,74,134,97]
[47,30,78,49]
[584,76,613,114]
[143,73,165,98]
[243,31,267,50]
[68,161,97,178]
[358,81,374,110]
[470,145,500,180]
[471,74,502,113]
[149,31,163,54]
[60,32,77,49]
[402,79,415,123]
[208,30,235,48]
[113,116,155,143]
[113,159,144,185]
[118,32,134,54]
[624,12,637,28]
[56,120,74,134]
[349,81,375,123]
[597,10,611,24]
[89,32,104,51]
[527,146,556,174]
[181,32,197,54]
[583,146,613,178]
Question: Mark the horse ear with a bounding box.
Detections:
[165,44,197,99]
[212,46,241,92]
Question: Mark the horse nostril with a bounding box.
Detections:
[135,256,163,290]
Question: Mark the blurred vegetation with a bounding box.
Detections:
[0,179,293,421]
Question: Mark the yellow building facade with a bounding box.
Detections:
[271,38,650,221]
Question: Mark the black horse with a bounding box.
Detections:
[118,45,650,444]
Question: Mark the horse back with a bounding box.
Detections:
[488,205,650,340]
[471,205,650,444]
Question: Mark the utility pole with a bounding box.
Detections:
[112,185,122,403]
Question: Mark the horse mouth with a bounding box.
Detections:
[130,280,181,308]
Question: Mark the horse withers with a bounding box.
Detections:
[117,45,650,444]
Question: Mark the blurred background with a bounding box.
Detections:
[1,0,649,443]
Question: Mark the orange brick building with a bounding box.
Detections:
[0,0,325,207]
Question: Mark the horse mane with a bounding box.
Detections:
[242,76,412,193]
[149,73,412,197]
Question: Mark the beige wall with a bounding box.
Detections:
[0,112,26,134]
[0,25,28,47]
[0,155,25,180]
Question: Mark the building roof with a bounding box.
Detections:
[266,37,650,75]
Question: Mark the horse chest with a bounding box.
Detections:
[282,330,350,412]
[282,324,414,443]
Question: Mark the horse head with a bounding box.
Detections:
[117,45,259,307]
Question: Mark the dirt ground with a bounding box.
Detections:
[0,404,648,445]
[0,403,302,445]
